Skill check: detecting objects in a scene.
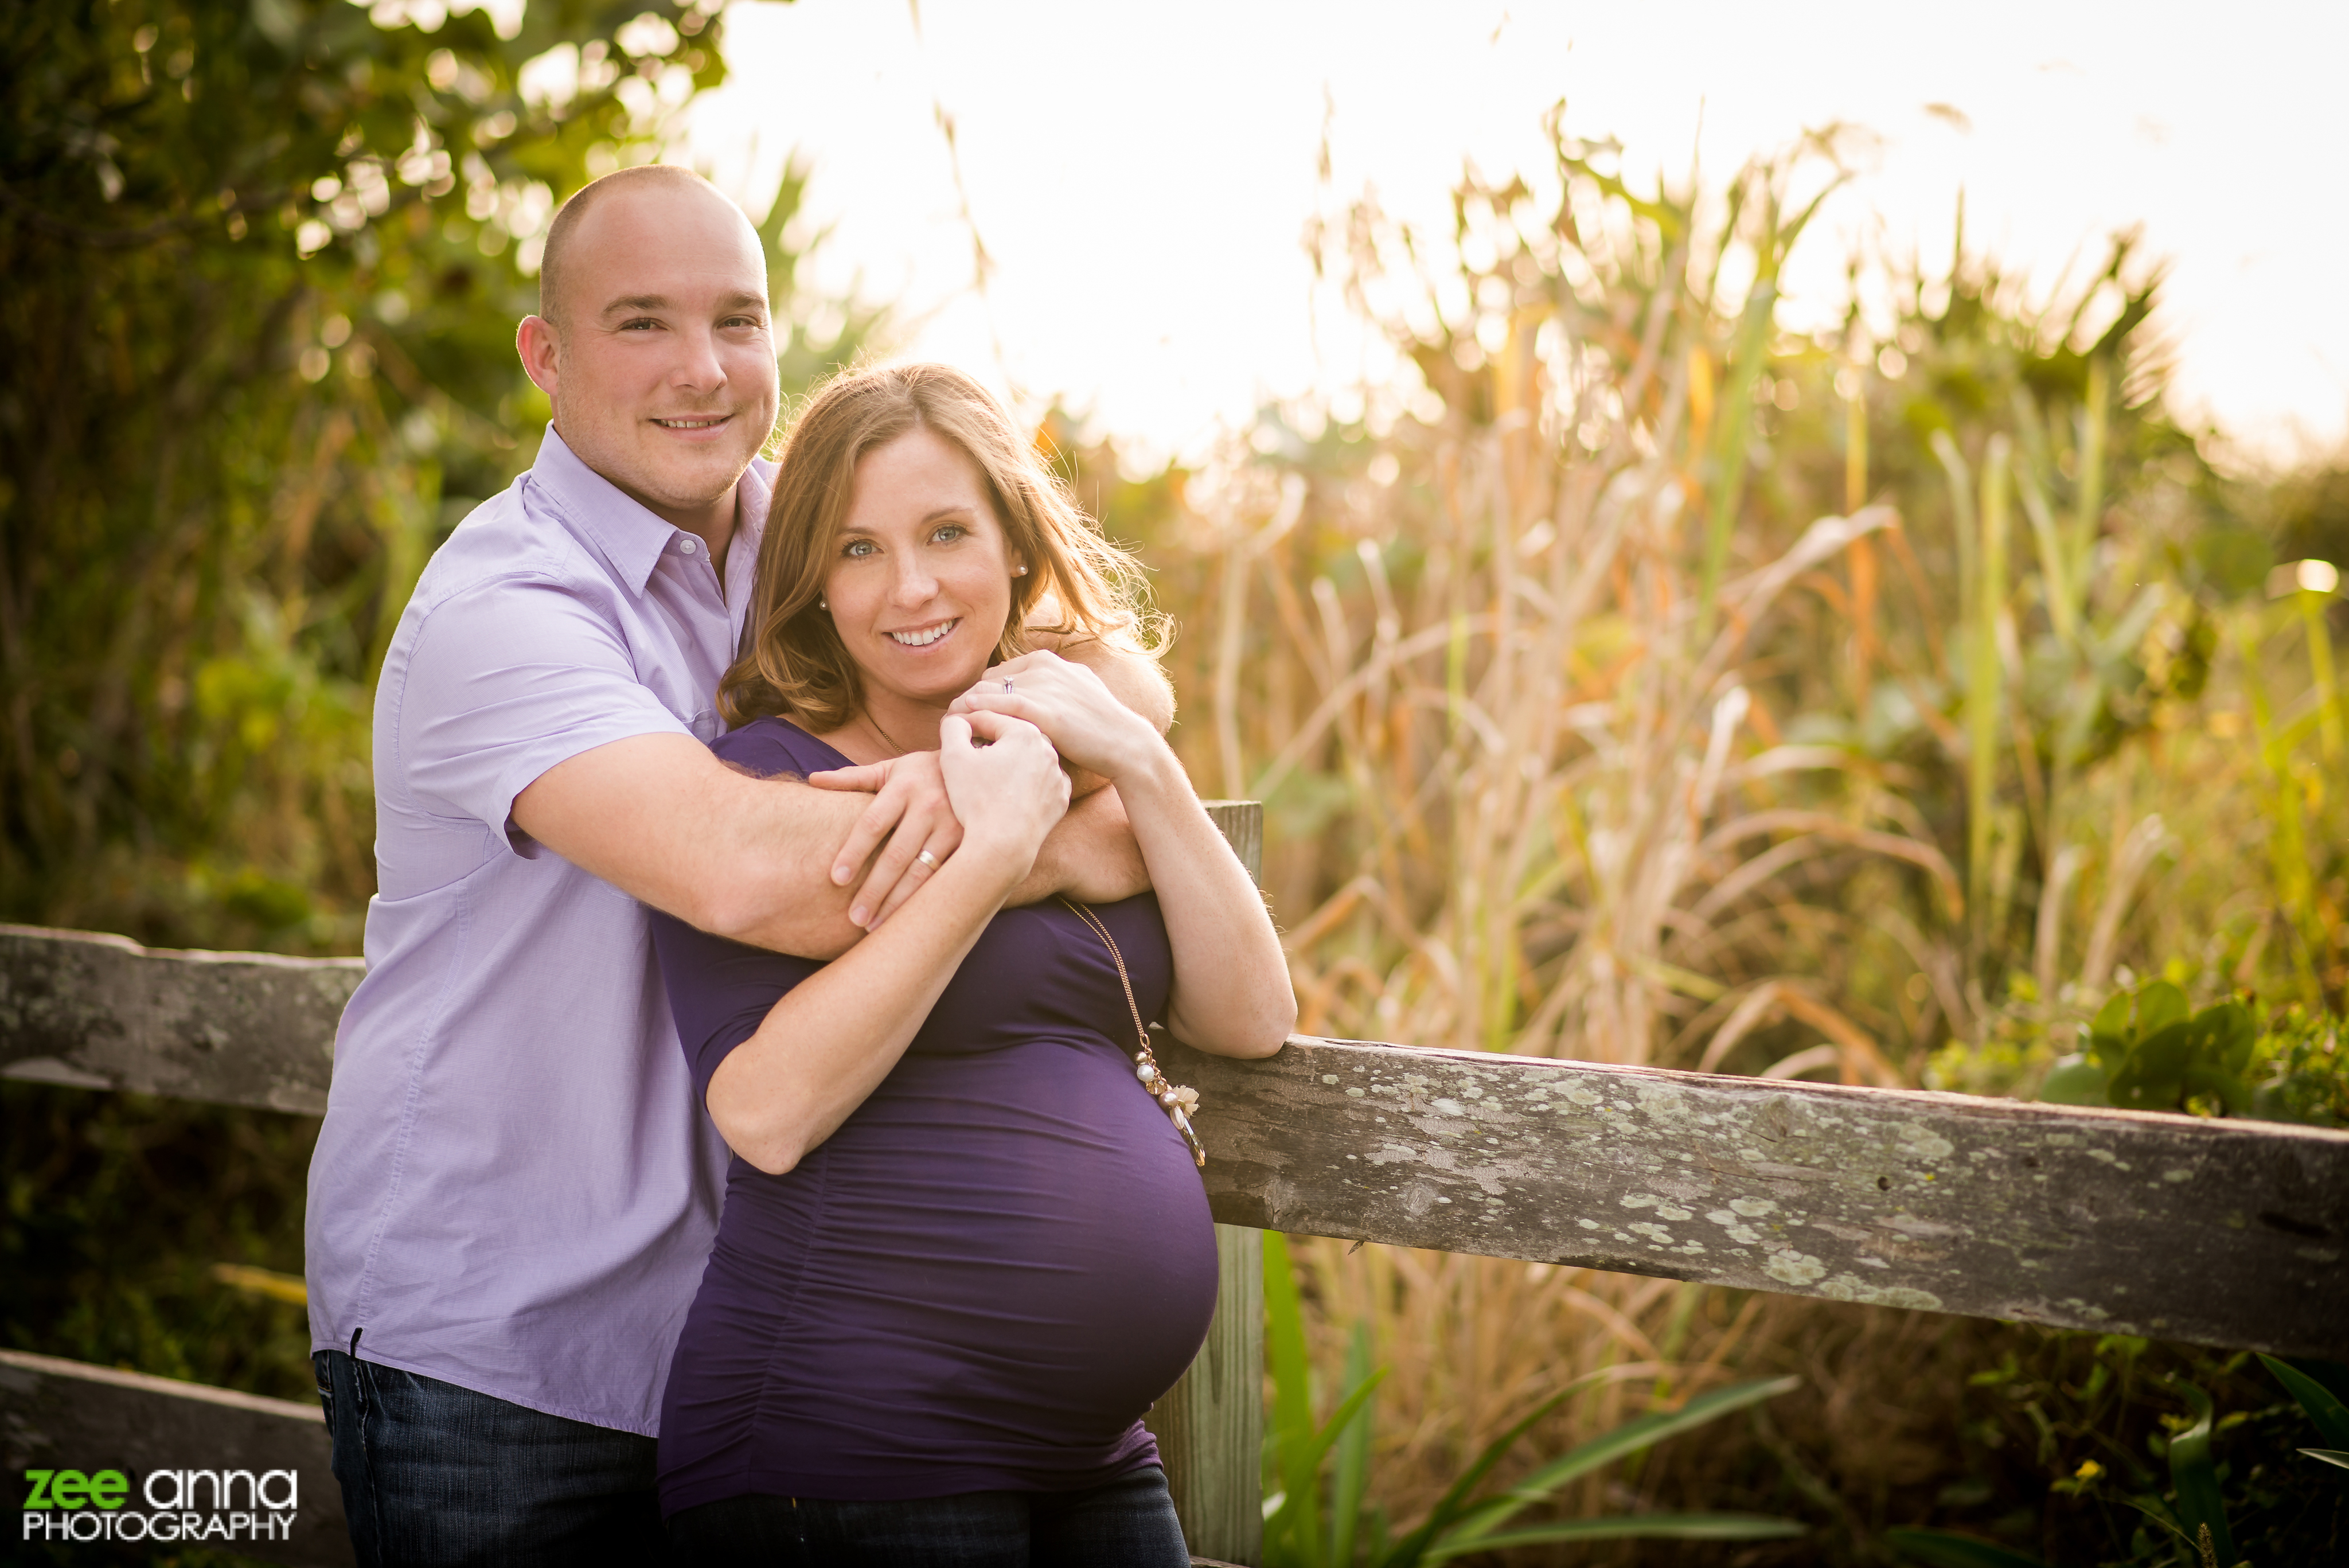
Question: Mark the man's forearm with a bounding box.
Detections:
[1009,783,1148,906]
[514,733,871,960]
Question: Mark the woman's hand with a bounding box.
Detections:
[949,650,1165,787]
[935,709,1070,891]
[704,708,1074,1176]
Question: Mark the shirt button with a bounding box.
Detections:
[679,538,697,555]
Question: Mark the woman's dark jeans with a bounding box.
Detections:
[665,1465,1191,1566]
[314,1348,665,1567]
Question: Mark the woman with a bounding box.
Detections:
[648,362,1295,1565]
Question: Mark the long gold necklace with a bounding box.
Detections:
[1058,897,1206,1168]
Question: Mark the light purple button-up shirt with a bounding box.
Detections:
[306,426,768,1436]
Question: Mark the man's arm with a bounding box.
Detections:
[1019,780,1146,906]
[804,636,1170,926]
[515,720,1150,957]
[514,733,878,959]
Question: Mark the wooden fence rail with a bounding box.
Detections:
[7,795,2348,1565]
[8,919,2344,1360]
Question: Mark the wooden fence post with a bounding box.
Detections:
[1144,801,1265,1566]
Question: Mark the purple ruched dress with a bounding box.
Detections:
[647,717,1217,1515]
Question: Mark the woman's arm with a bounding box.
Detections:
[704,712,1070,1173]
[952,652,1296,1059]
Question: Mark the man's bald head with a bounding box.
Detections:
[537,164,760,329]
[514,163,779,537]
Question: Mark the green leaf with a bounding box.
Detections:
[2163,1377,2234,1566]
[2260,1355,2349,1450]
[1261,1231,1322,1567]
[2134,980,2190,1036]
[1423,1513,1804,1562]
[1266,1370,1387,1559]
[2299,1448,2349,1472]
[2110,1019,2194,1108]
[1330,1319,1377,1568]
[2087,990,2134,1059]
[2202,1001,2258,1076]
[2177,1064,2253,1117]
[2037,1053,2110,1106]
[1884,1526,2049,1567]
[1436,1375,1802,1549]
[1378,1381,1585,1563]
[1268,1231,1325,1561]
[1261,1232,1388,1568]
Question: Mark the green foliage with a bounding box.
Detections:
[0,0,752,951]
[1900,1331,2343,1566]
[2036,977,2349,1124]
[2160,1376,2237,1565]
[0,0,879,1434]
[1261,1232,1804,1566]
[2260,1355,2349,1483]
[1,1081,317,1402]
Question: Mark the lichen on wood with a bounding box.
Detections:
[1162,1032,2349,1360]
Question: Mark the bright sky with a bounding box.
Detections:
[683,0,2349,470]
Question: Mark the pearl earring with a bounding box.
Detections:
[1013,565,1028,577]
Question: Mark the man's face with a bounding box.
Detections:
[522,183,778,528]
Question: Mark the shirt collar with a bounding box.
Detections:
[526,424,769,599]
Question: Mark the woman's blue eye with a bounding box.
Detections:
[842,539,875,557]
[932,524,966,544]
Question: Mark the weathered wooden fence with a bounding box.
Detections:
[7,801,2348,1566]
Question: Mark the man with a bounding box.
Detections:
[305,165,1160,1565]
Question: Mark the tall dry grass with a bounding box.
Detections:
[1054,116,2344,1558]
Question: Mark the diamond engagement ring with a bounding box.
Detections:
[915,849,941,871]
[1002,675,1014,693]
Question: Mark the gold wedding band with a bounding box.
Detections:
[915,849,941,871]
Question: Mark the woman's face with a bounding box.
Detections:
[823,424,1022,712]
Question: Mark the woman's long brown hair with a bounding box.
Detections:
[720,362,1163,734]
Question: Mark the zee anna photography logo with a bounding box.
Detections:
[17,1465,299,1546]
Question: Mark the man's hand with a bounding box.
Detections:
[805,749,965,930]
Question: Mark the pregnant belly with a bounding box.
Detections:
[680,1039,1218,1489]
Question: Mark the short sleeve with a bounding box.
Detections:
[396,577,692,844]
[650,720,846,1110]
[650,908,825,1109]
[708,716,853,780]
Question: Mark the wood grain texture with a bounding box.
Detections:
[0,1348,351,1567]
[1148,1224,1265,1565]
[1148,801,1265,1565]
[1157,1032,2349,1360]
[1200,801,1263,886]
[6,914,2345,1359]
[1,924,355,1115]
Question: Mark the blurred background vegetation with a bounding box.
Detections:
[5,3,2346,1565]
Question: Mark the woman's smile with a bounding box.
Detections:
[885,617,960,649]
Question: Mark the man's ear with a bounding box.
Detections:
[517,314,560,400]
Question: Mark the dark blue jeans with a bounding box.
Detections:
[665,1466,1190,1566]
[314,1349,665,1567]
